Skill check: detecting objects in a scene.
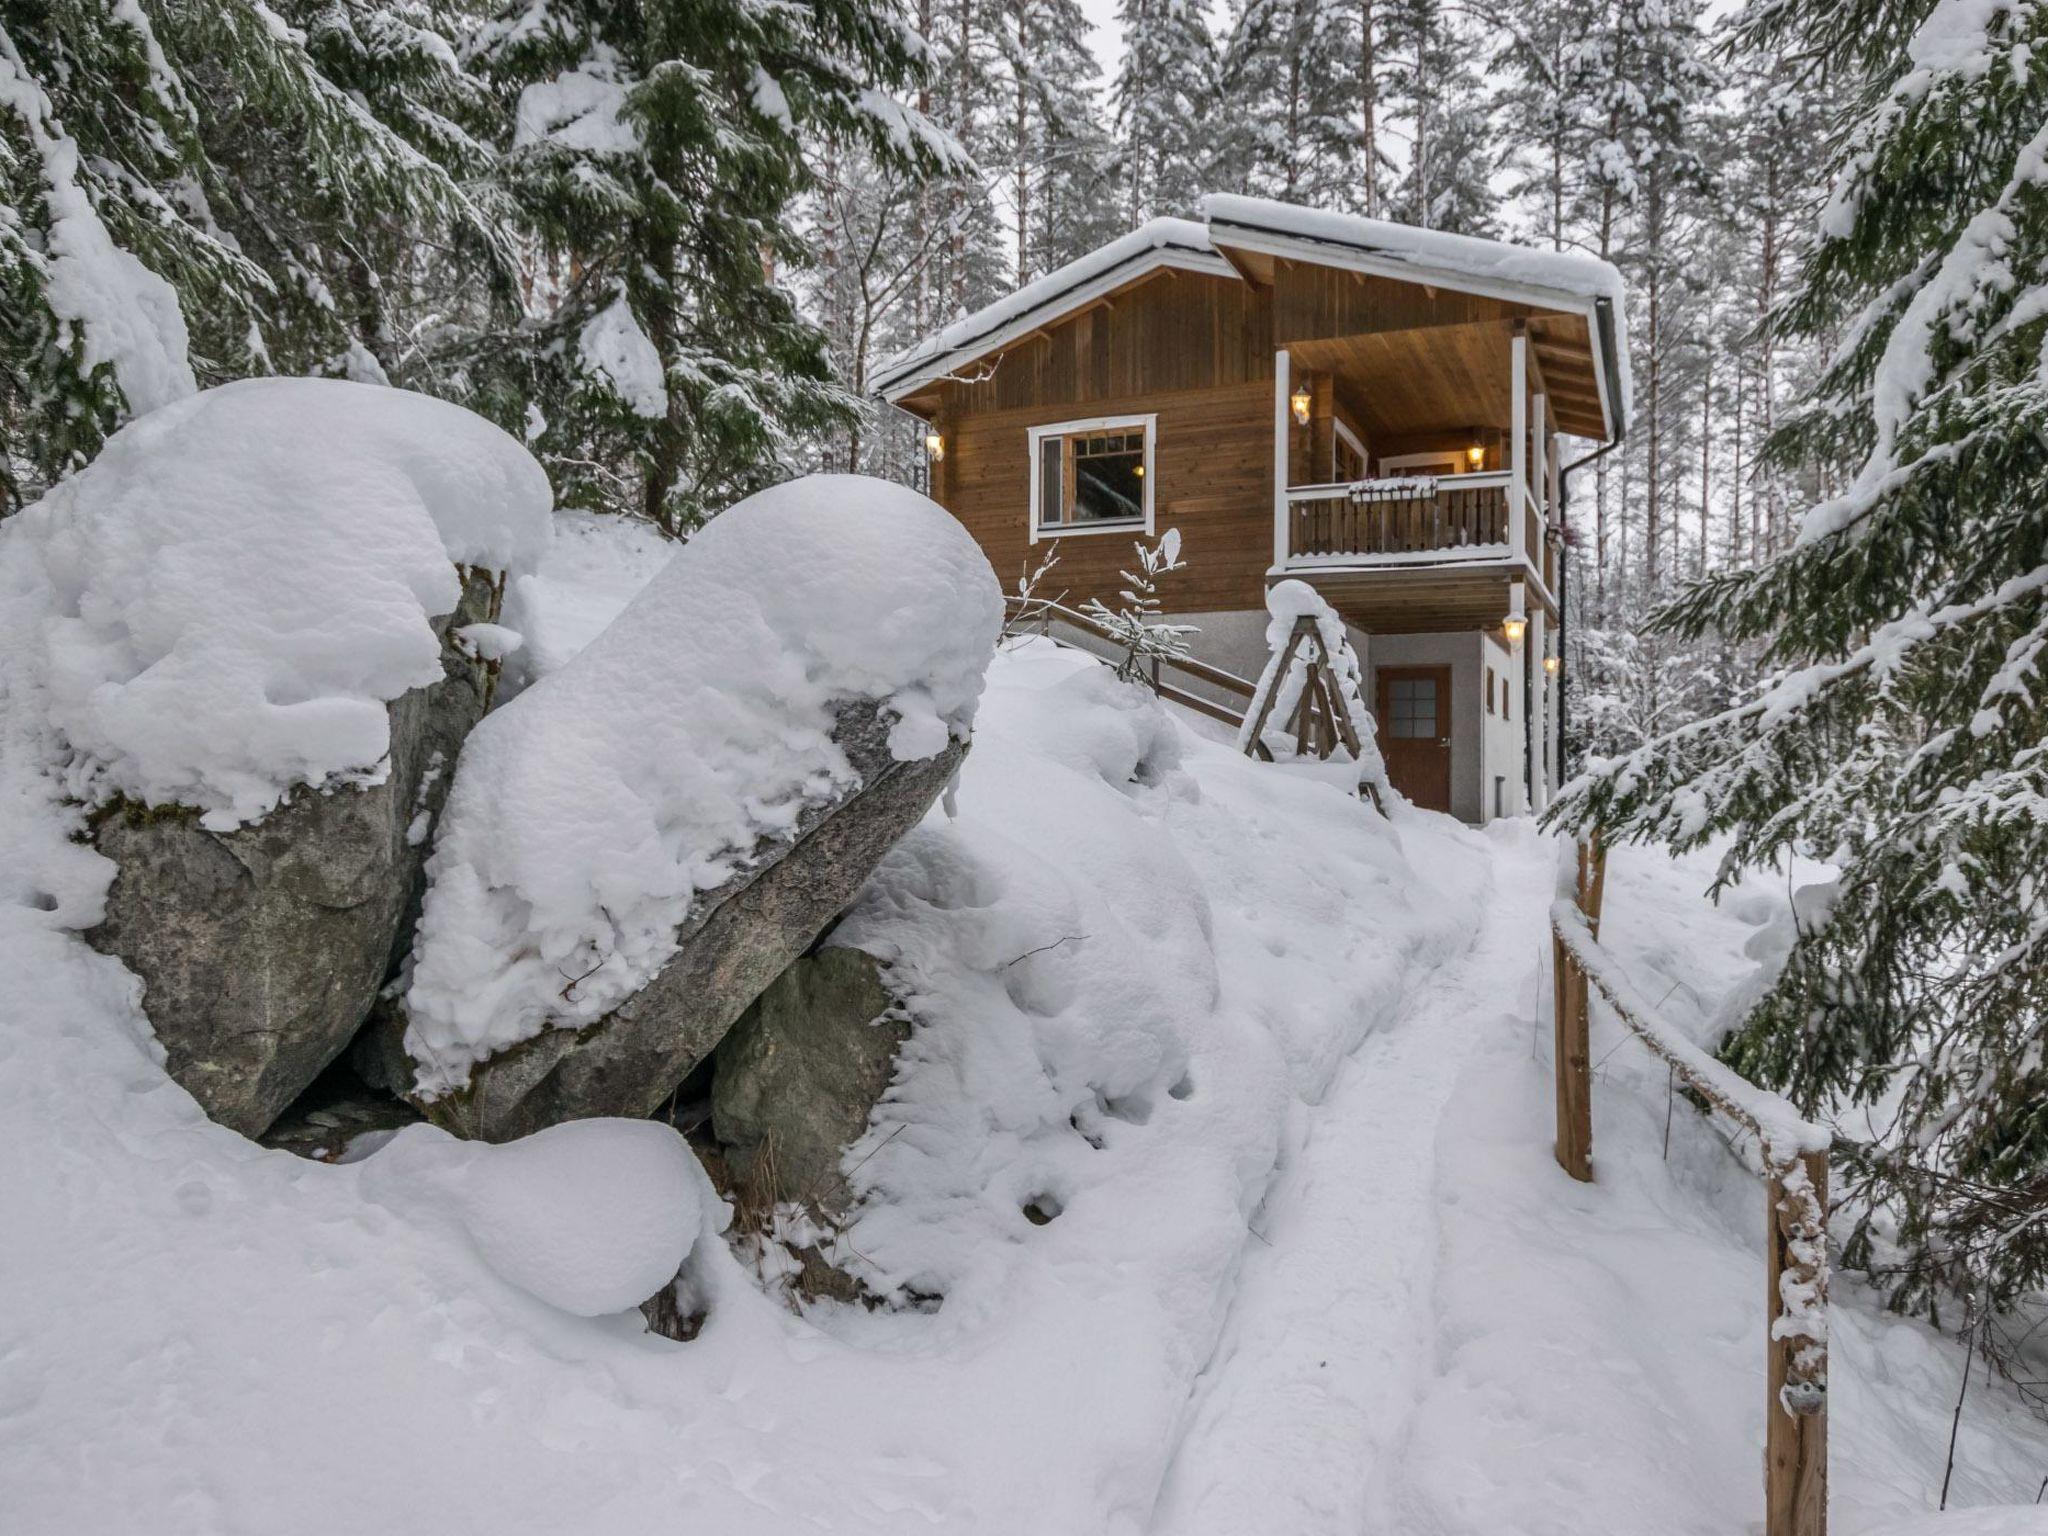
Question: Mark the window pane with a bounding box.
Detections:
[1039,436,1065,526]
[1070,434,1144,523]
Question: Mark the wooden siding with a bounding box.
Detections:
[937,382,1274,617]
[907,269,1271,419]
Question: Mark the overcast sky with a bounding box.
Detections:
[1078,0,1123,83]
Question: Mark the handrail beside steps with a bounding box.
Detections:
[1550,831,1830,1536]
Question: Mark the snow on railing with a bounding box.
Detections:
[1549,830,1830,1536]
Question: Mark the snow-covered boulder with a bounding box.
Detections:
[0,378,551,1136]
[384,474,1001,1142]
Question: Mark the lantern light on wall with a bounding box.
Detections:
[1502,614,1528,646]
[1543,653,1561,676]
[1466,443,1486,470]
[923,431,945,462]
[1290,384,1312,425]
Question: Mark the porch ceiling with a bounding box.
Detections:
[1287,313,1607,440]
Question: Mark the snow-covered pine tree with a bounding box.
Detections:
[1221,0,1363,206]
[464,0,956,534]
[266,0,513,385]
[0,0,487,509]
[1113,0,1219,218]
[1377,0,1497,234]
[1718,30,1837,562]
[1492,0,1598,250]
[985,0,1120,283]
[1552,0,2048,1313]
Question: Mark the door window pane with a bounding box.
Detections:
[1388,677,1438,739]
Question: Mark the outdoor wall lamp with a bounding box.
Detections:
[1502,615,1528,645]
[1466,443,1486,469]
[923,430,945,462]
[1290,384,1312,425]
[1544,653,1560,676]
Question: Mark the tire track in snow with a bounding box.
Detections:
[1146,825,1555,1536]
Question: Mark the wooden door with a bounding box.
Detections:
[1376,666,1453,813]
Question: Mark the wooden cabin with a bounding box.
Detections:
[876,195,1629,822]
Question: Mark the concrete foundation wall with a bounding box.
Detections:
[1478,633,1524,822]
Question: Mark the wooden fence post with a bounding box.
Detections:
[1766,1148,1829,1536]
[1552,830,1602,1182]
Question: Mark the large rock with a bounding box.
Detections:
[711,944,908,1217]
[87,569,504,1138]
[382,700,962,1143]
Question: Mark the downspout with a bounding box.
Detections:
[1555,437,1624,784]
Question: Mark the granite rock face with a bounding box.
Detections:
[711,944,907,1217]
[87,569,502,1138]
[400,701,962,1144]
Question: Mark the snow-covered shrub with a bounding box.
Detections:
[0,378,553,830]
[1079,528,1198,682]
[402,474,1002,1088]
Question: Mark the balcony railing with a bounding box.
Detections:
[1284,470,1512,564]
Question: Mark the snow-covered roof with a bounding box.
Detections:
[1201,195,1623,308]
[872,218,1230,400]
[878,197,1631,440]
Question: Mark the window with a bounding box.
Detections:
[1334,420,1368,483]
[1502,679,1511,722]
[1486,667,1497,715]
[1386,676,1439,739]
[1027,415,1155,541]
[1379,450,1464,478]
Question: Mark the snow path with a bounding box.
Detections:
[1152,821,1548,1534]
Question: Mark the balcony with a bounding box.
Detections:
[1285,471,1514,565]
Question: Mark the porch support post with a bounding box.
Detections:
[1510,326,1529,565]
[1529,605,1548,812]
[1510,576,1528,812]
[1548,622,1562,797]
[1273,349,1292,570]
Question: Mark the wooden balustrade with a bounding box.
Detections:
[1285,472,1510,561]
[1550,831,1830,1536]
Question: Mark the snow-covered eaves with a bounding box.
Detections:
[873,218,1233,403]
[1200,194,1631,440]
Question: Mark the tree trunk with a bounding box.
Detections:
[1014,0,1030,287]
[1360,0,1378,217]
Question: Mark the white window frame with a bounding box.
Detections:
[1378,449,1464,477]
[1334,418,1368,465]
[1027,413,1157,544]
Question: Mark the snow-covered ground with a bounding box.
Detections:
[3,510,2044,1534]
